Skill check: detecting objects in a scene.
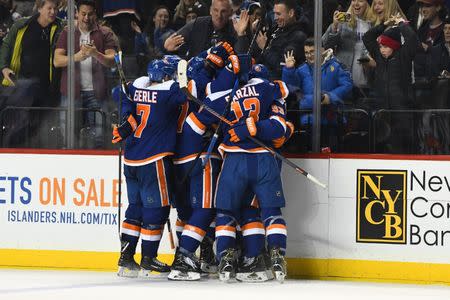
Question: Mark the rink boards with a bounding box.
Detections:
[1,150,450,284]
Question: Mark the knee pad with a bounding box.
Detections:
[240,207,261,225]
[125,203,142,222]
[216,209,237,238]
[216,209,237,226]
[261,207,285,227]
[142,206,170,226]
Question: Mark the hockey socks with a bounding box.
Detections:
[240,208,265,258]
[215,210,237,261]
[141,206,170,258]
[179,208,215,253]
[120,219,141,253]
[261,208,287,254]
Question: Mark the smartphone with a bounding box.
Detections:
[336,12,351,22]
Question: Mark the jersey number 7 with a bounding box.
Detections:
[134,103,150,138]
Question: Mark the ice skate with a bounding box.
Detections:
[139,256,171,277]
[200,238,218,274]
[236,254,269,283]
[168,249,201,281]
[218,248,237,282]
[117,242,140,278]
[270,247,287,283]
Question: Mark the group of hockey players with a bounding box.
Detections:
[112,41,294,283]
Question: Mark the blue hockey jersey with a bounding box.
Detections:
[185,78,289,156]
[174,67,237,164]
[118,76,186,166]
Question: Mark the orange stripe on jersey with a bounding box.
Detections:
[122,222,141,232]
[203,160,212,208]
[273,80,288,99]
[184,225,206,236]
[124,152,173,166]
[188,113,206,131]
[187,80,198,102]
[241,222,265,231]
[141,228,162,235]
[216,225,236,232]
[156,160,169,207]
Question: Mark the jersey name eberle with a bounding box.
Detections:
[133,90,158,103]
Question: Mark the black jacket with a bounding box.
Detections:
[363,23,418,109]
[176,16,236,59]
[423,43,450,79]
[251,20,307,80]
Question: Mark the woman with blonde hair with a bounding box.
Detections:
[323,0,375,94]
[371,0,407,25]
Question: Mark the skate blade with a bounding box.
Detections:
[236,271,269,283]
[138,269,169,278]
[117,266,139,278]
[266,269,275,281]
[219,271,234,282]
[168,270,201,281]
[201,263,218,274]
[274,271,286,283]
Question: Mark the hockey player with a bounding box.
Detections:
[169,43,239,281]
[113,59,187,278]
[179,54,290,282]
[247,63,294,283]
[215,62,290,283]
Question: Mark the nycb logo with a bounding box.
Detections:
[356,170,407,244]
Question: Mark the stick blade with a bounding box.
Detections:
[177,59,188,89]
[306,174,327,189]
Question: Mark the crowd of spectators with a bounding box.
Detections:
[1,0,450,154]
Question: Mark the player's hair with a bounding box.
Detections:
[77,0,96,10]
[35,0,60,9]
[304,37,315,48]
[273,0,297,12]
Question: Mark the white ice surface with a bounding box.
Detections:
[1,269,450,300]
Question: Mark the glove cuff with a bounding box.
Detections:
[246,117,257,136]
[206,53,224,68]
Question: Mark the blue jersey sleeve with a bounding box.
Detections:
[206,68,237,96]
[255,98,287,141]
[111,82,136,119]
[169,82,188,105]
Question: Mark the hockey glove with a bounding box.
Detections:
[228,117,257,143]
[206,42,235,69]
[272,121,295,148]
[227,54,240,75]
[112,114,138,143]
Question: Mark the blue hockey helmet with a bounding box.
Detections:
[187,56,205,79]
[147,59,176,82]
[163,54,181,68]
[237,54,252,83]
[249,64,269,80]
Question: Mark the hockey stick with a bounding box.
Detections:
[166,217,175,250]
[177,60,327,189]
[201,77,239,168]
[114,52,124,237]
